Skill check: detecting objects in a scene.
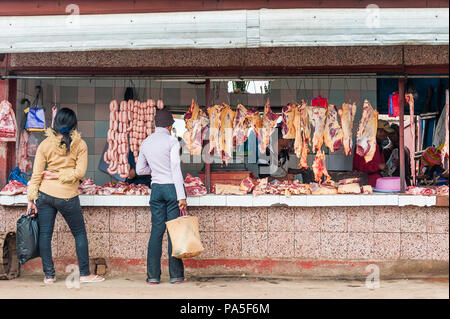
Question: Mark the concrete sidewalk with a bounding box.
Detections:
[0,274,448,299]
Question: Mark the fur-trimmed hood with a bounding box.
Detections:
[44,127,82,155]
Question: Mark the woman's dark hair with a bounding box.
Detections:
[53,108,78,153]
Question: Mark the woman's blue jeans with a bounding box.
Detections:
[147,184,184,283]
[36,191,90,278]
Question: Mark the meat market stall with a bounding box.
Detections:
[0,3,449,278]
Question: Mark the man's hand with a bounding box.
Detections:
[27,200,37,217]
[178,199,187,212]
[42,170,58,180]
[379,163,387,171]
[128,168,136,180]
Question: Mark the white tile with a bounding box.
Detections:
[307,195,337,207]
[359,194,398,206]
[253,195,281,207]
[187,196,201,207]
[227,195,254,207]
[14,195,28,205]
[199,195,226,206]
[280,195,307,207]
[79,195,94,206]
[0,195,14,206]
[426,196,437,206]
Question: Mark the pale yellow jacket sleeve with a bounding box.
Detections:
[58,141,88,184]
[27,143,46,201]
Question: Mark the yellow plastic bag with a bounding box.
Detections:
[166,210,204,259]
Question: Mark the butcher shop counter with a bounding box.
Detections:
[0,193,447,207]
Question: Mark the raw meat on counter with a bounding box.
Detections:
[78,179,151,196]
[356,100,378,163]
[339,103,357,156]
[0,180,27,196]
[294,101,310,169]
[281,103,297,139]
[78,178,99,195]
[0,100,17,140]
[307,106,327,153]
[324,104,343,152]
[337,183,361,194]
[240,177,257,193]
[184,100,209,156]
[338,177,360,185]
[214,184,247,195]
[405,185,448,196]
[310,183,338,195]
[184,174,208,196]
[361,185,373,194]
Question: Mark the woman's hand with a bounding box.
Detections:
[27,200,38,217]
[178,199,187,212]
[42,170,58,180]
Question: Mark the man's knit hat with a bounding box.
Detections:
[155,108,175,128]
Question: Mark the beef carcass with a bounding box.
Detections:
[184,174,208,196]
[233,104,253,147]
[257,98,280,154]
[441,90,449,170]
[324,104,344,152]
[281,103,297,139]
[208,104,222,160]
[356,100,379,163]
[312,149,331,183]
[0,100,17,141]
[307,106,327,153]
[184,99,209,156]
[405,94,416,185]
[17,130,32,173]
[339,103,357,156]
[294,101,310,169]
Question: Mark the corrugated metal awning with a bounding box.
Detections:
[0,8,448,53]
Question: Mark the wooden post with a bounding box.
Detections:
[205,79,211,193]
[398,78,406,193]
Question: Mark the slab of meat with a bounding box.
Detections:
[214,184,247,195]
[184,99,209,156]
[441,91,449,170]
[310,183,338,195]
[405,186,437,196]
[307,106,327,153]
[339,103,357,156]
[294,101,310,169]
[257,98,280,154]
[240,177,257,193]
[405,94,416,185]
[324,104,344,152]
[233,104,253,147]
[337,183,361,194]
[361,185,373,194]
[281,103,297,139]
[312,149,331,183]
[437,185,449,196]
[78,178,99,195]
[0,100,17,141]
[0,180,27,195]
[356,100,379,163]
[184,173,207,196]
[339,178,360,185]
[17,130,32,173]
[220,103,236,164]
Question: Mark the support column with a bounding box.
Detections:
[205,79,211,193]
[398,78,406,193]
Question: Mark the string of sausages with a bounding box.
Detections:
[105,99,160,178]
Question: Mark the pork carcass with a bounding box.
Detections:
[294,101,310,169]
[184,99,209,156]
[281,103,297,139]
[339,103,357,156]
[0,100,17,141]
[307,106,327,153]
[312,149,331,183]
[405,94,416,185]
[257,98,280,154]
[233,104,252,147]
[356,100,379,163]
[324,104,344,152]
[17,130,32,173]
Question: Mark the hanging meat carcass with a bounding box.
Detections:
[324,104,344,152]
[207,103,236,165]
[294,101,310,169]
[405,93,416,185]
[442,91,449,170]
[256,98,280,154]
[184,99,209,156]
[307,106,327,153]
[339,103,357,156]
[356,100,379,163]
[281,103,297,139]
[233,104,253,147]
[312,149,331,183]
[0,100,17,141]
[17,130,32,173]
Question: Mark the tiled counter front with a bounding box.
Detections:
[1,202,448,277]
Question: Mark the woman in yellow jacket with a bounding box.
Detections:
[27,108,104,284]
